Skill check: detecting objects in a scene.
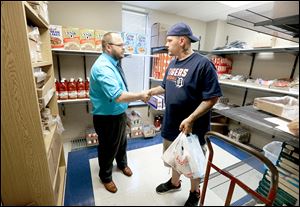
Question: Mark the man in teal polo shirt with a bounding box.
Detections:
[90,32,149,193]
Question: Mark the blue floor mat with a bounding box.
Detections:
[64,134,163,206]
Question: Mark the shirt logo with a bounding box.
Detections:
[166,68,188,88]
[175,77,184,88]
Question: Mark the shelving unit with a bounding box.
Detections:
[149,46,299,106]
[1,2,65,205]
[226,1,299,43]
[214,106,299,147]
[210,46,299,106]
[218,79,298,96]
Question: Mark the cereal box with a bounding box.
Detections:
[124,32,136,54]
[49,25,63,48]
[63,27,80,50]
[80,29,95,51]
[95,30,107,52]
[136,34,146,54]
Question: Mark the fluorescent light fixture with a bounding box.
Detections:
[216,1,254,8]
[123,4,146,13]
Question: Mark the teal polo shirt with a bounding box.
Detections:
[89,53,128,115]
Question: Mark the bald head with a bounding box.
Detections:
[102,32,123,52]
[102,32,125,60]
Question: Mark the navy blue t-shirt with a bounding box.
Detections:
[160,52,222,145]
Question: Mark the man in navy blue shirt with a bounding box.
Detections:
[148,22,222,206]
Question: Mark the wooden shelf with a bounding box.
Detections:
[32,61,52,68]
[44,123,57,155]
[2,2,66,205]
[24,1,48,29]
[56,166,66,206]
[52,146,62,189]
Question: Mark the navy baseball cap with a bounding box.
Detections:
[167,22,199,43]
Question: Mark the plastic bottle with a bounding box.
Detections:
[77,78,86,99]
[85,77,90,98]
[55,78,60,99]
[59,78,68,100]
[68,78,77,99]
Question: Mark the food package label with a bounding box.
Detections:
[49,25,64,48]
[80,29,95,51]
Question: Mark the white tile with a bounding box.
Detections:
[89,143,241,206]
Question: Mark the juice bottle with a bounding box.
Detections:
[68,78,77,99]
[55,78,60,100]
[85,77,90,98]
[77,77,86,99]
[59,78,68,100]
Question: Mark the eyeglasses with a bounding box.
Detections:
[108,43,124,47]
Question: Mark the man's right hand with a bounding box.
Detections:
[141,90,151,103]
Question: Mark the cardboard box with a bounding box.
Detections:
[151,35,159,48]
[50,25,64,49]
[151,22,168,36]
[253,96,299,121]
[158,30,167,46]
[253,33,277,48]
[136,34,146,54]
[80,28,95,51]
[95,29,107,52]
[123,32,136,54]
[151,31,167,48]
[63,27,80,50]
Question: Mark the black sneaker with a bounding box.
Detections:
[184,191,200,206]
[156,178,181,194]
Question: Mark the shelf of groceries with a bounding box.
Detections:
[151,45,299,55]
[149,77,299,96]
[51,48,154,57]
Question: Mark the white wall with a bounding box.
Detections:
[49,1,122,31]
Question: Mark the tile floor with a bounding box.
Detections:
[63,134,265,206]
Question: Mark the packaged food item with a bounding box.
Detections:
[95,30,107,52]
[136,34,146,54]
[63,27,80,50]
[49,25,64,48]
[123,32,136,54]
[80,29,95,51]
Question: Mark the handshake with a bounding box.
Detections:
[140,89,152,103]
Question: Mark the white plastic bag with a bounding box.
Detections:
[162,132,206,179]
[162,132,184,168]
[185,134,206,178]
